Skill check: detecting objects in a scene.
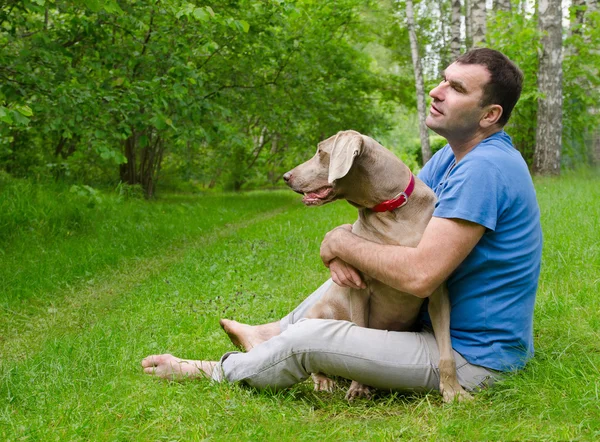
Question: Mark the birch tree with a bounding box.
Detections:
[533,0,564,175]
[465,0,472,48]
[450,0,462,59]
[404,0,432,164]
[495,0,512,12]
[471,0,487,46]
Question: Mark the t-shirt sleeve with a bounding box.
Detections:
[417,158,434,188]
[433,159,506,231]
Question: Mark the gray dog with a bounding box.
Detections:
[283,130,471,402]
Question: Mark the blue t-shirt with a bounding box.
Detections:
[418,130,542,371]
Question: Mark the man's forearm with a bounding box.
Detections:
[327,229,433,298]
[321,217,485,298]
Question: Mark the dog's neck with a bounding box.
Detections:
[343,145,415,211]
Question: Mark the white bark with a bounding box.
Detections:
[495,0,512,12]
[405,0,432,164]
[450,0,462,60]
[465,0,472,47]
[471,0,487,47]
[533,0,564,175]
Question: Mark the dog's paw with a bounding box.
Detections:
[440,382,473,403]
[345,381,373,401]
[311,373,335,392]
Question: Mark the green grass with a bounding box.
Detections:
[1,169,599,441]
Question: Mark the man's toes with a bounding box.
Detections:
[141,355,158,368]
[141,354,172,368]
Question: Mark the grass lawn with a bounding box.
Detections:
[1,169,599,441]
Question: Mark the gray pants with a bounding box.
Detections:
[214,280,500,393]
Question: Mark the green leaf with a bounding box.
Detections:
[237,20,250,33]
[11,111,30,126]
[14,104,34,117]
[83,0,102,12]
[193,8,209,22]
[0,106,12,124]
[102,0,123,15]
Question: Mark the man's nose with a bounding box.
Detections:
[429,83,444,100]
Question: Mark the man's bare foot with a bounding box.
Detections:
[219,319,281,351]
[141,354,217,381]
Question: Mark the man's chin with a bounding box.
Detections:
[425,115,441,131]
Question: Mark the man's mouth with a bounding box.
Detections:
[430,103,443,115]
[301,186,334,205]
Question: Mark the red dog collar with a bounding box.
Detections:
[371,172,415,212]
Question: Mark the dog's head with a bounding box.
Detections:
[283,130,400,207]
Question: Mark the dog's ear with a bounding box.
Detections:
[328,132,363,183]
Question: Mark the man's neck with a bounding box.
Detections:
[447,127,502,163]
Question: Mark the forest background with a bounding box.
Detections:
[1,1,600,440]
[2,0,598,198]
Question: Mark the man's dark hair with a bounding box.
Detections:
[455,48,523,127]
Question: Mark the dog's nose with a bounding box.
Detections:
[283,172,292,183]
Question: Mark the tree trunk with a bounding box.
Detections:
[450,0,462,60]
[465,0,472,48]
[533,0,563,175]
[120,133,137,185]
[471,0,487,47]
[495,0,512,12]
[119,129,165,198]
[569,0,586,39]
[405,0,432,165]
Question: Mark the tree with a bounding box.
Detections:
[0,0,397,196]
[471,0,487,47]
[450,0,462,59]
[494,0,512,13]
[533,0,564,175]
[465,0,472,48]
[404,0,432,164]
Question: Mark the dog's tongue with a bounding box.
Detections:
[302,187,331,204]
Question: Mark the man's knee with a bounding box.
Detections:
[284,318,352,349]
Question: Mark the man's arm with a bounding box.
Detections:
[320,217,486,298]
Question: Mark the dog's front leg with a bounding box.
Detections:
[428,284,473,403]
[305,285,373,399]
[345,287,374,401]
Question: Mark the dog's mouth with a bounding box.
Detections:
[300,186,335,206]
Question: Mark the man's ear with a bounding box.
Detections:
[480,104,503,128]
[328,132,363,184]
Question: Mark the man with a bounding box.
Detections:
[142,48,542,395]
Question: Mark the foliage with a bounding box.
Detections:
[0,0,401,196]
[487,6,600,167]
[4,1,598,192]
[1,170,599,440]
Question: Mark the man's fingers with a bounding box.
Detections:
[337,259,364,289]
[346,266,366,289]
[330,259,364,289]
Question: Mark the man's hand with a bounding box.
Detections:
[329,258,366,289]
[320,224,365,289]
[320,224,353,265]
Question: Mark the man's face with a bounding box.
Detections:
[425,62,491,139]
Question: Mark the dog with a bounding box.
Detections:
[283,130,471,402]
